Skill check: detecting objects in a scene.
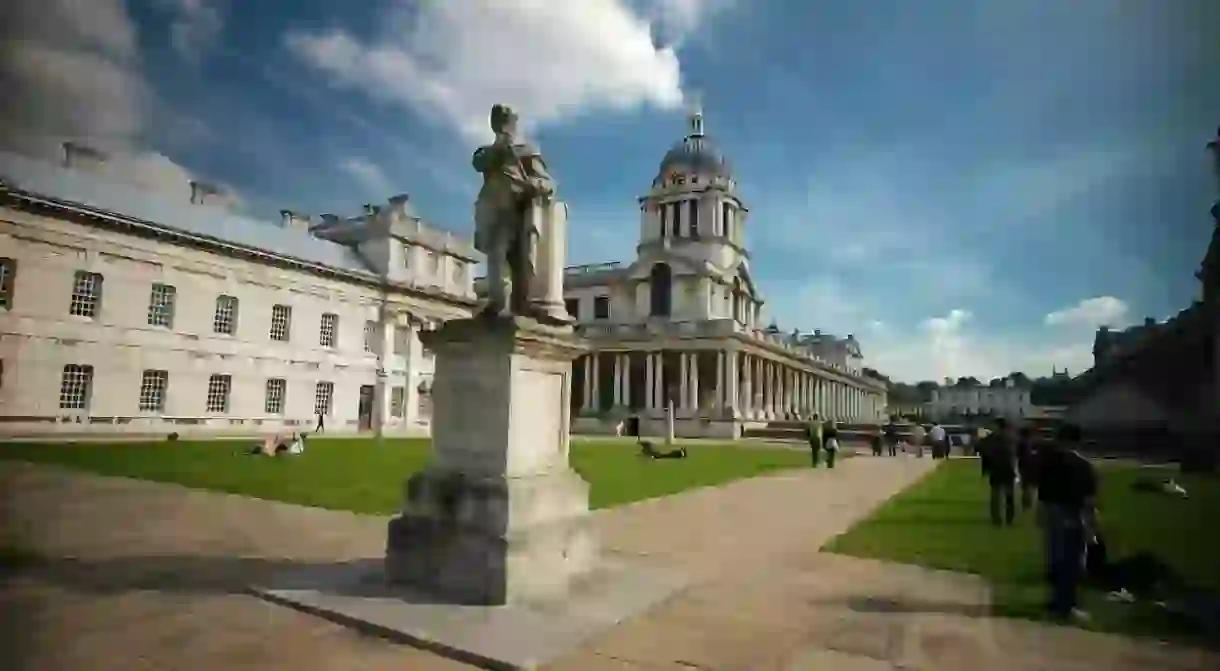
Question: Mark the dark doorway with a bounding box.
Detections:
[649,263,672,317]
[358,384,375,431]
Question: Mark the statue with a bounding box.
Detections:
[473,104,572,324]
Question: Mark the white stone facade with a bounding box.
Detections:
[928,383,1033,421]
[0,149,479,437]
[519,109,889,438]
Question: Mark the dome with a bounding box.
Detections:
[656,108,731,179]
[658,134,731,178]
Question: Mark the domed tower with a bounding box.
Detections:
[632,101,761,326]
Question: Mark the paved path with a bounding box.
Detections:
[2,455,1215,671]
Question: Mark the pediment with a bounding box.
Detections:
[729,259,762,300]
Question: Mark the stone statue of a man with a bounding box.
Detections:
[473,104,570,323]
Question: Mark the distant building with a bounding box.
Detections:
[927,376,1033,421]
[0,146,479,437]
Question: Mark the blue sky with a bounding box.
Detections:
[4,0,1218,382]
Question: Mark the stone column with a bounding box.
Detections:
[612,354,623,406]
[619,354,630,408]
[655,352,666,414]
[678,353,689,411]
[714,351,725,411]
[590,354,601,412]
[387,317,594,605]
[581,356,593,412]
[689,352,700,413]
[644,353,655,411]
[727,351,739,415]
[740,353,751,418]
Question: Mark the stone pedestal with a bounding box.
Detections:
[385,316,595,605]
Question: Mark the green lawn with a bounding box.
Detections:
[825,460,1220,643]
[0,437,811,513]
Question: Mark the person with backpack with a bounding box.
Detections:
[806,413,823,467]
[822,420,840,468]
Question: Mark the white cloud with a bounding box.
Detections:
[1044,296,1129,328]
[0,0,216,203]
[866,308,1096,383]
[284,0,723,143]
[166,0,225,64]
[340,158,394,197]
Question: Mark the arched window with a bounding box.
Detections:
[649,263,673,317]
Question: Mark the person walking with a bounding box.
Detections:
[883,419,899,456]
[823,420,840,468]
[979,418,1017,526]
[912,423,928,458]
[929,423,946,460]
[315,411,325,433]
[806,413,823,467]
[1036,423,1098,622]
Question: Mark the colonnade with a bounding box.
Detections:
[576,349,884,422]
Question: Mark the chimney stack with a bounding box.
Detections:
[280,209,311,231]
[190,181,218,205]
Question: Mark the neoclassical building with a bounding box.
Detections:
[555,109,888,438]
[0,146,479,437]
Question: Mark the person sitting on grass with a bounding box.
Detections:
[638,438,687,459]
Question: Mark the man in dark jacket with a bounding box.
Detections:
[1036,423,1098,622]
[979,418,1017,526]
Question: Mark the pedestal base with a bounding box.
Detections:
[252,556,685,671]
[385,466,598,605]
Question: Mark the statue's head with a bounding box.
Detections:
[490,104,518,135]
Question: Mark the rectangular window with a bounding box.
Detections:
[363,320,378,353]
[689,200,699,237]
[593,295,610,320]
[658,204,667,237]
[401,243,412,268]
[270,304,292,341]
[59,364,94,410]
[722,202,732,239]
[146,283,177,328]
[264,378,286,414]
[206,374,232,413]
[69,270,103,318]
[213,295,238,335]
[390,386,406,418]
[452,261,465,286]
[430,251,440,275]
[669,202,680,237]
[565,298,580,320]
[138,369,169,412]
[319,312,338,348]
[314,381,334,416]
[0,257,15,309]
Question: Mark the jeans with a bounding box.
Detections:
[809,442,821,467]
[989,479,1015,526]
[1042,504,1088,616]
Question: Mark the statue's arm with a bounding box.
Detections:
[523,154,556,195]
